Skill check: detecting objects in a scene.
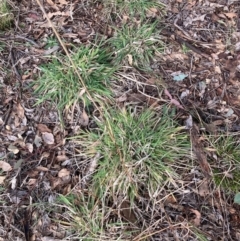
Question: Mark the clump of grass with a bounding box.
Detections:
[56,193,136,240]
[102,0,164,21]
[75,107,190,202]
[0,0,13,30]
[210,135,240,192]
[34,45,116,110]
[44,36,58,49]
[122,0,164,19]
[108,21,165,71]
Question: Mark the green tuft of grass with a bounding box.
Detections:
[44,36,58,49]
[182,43,190,54]
[209,135,240,192]
[56,193,136,240]
[34,44,116,110]
[102,0,164,21]
[108,21,165,71]
[0,0,13,30]
[192,227,210,241]
[0,42,5,52]
[74,107,190,202]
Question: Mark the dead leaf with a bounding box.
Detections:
[146,7,158,18]
[215,39,225,51]
[180,89,190,99]
[46,0,56,6]
[56,155,68,162]
[46,0,59,10]
[165,194,177,204]
[190,209,201,226]
[34,135,42,147]
[122,15,129,24]
[28,170,39,177]
[148,7,158,13]
[212,120,223,126]
[7,135,18,141]
[14,159,24,169]
[127,54,133,65]
[41,152,50,160]
[120,200,137,224]
[116,94,127,102]
[51,177,62,189]
[0,161,12,171]
[58,168,70,177]
[235,42,240,51]
[28,178,37,186]
[42,132,55,145]
[215,66,221,74]
[19,56,31,66]
[27,13,41,21]
[198,178,210,197]
[11,176,17,189]
[36,166,49,172]
[185,115,193,129]
[16,103,25,119]
[164,89,173,99]
[192,14,206,22]
[26,143,33,153]
[170,99,184,109]
[0,176,6,184]
[59,0,68,5]
[224,12,237,19]
[127,93,147,103]
[79,110,89,127]
[224,108,234,117]
[37,124,52,133]
[7,145,19,154]
[47,10,70,19]
[168,52,188,61]
[6,125,11,130]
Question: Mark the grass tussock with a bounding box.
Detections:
[34,45,116,110]
[101,0,165,21]
[75,107,190,202]
[0,0,13,30]
[56,193,137,240]
[209,134,240,192]
[108,21,165,71]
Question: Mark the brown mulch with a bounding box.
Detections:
[0,0,240,240]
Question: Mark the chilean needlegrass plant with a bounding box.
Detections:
[0,0,13,31]
[34,44,116,110]
[208,134,240,192]
[108,21,165,71]
[74,106,190,203]
[101,0,165,21]
[56,192,136,240]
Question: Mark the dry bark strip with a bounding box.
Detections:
[190,124,211,178]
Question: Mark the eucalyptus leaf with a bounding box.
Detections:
[234,192,240,204]
[14,159,24,170]
[173,73,188,81]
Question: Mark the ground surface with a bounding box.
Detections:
[1,0,240,240]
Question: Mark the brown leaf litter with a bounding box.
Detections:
[0,0,240,240]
